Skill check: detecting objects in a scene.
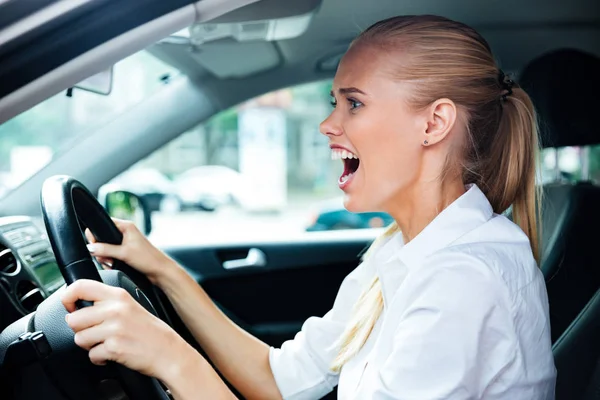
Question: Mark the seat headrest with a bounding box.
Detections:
[519,49,600,148]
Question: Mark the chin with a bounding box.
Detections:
[343,195,372,214]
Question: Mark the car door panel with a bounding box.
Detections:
[158,235,375,399]
[163,235,374,348]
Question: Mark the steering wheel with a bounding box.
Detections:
[0,176,172,400]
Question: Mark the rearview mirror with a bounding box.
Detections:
[74,67,114,95]
[103,190,152,235]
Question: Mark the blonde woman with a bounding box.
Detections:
[62,15,556,400]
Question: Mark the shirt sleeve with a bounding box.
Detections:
[269,260,373,400]
[361,252,518,400]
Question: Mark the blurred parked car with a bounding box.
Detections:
[98,168,182,214]
[173,165,248,211]
[306,198,394,231]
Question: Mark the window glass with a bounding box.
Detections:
[540,145,600,183]
[104,80,393,244]
[0,50,180,199]
[104,80,600,244]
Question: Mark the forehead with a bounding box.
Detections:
[332,42,400,93]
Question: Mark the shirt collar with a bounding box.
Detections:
[371,184,494,305]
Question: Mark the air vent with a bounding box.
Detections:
[0,278,10,293]
[0,248,19,275]
[15,280,44,313]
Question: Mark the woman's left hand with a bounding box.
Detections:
[61,279,193,383]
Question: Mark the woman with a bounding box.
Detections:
[62,15,556,399]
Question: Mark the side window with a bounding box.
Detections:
[540,145,600,184]
[103,80,392,242]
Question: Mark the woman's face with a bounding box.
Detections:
[320,43,431,213]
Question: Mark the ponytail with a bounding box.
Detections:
[477,88,542,262]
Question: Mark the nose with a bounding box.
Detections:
[319,112,343,137]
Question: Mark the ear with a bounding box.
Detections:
[422,98,457,146]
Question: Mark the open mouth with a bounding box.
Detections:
[331,148,360,184]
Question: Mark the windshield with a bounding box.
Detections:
[0,49,180,199]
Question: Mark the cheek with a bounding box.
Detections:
[359,114,423,193]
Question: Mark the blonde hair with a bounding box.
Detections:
[330,15,541,372]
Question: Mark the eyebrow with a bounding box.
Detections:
[330,87,367,96]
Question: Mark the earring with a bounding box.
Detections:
[423,140,429,145]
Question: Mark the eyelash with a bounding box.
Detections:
[330,98,363,111]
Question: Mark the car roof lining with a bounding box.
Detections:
[151,0,599,93]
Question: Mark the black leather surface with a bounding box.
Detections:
[553,288,600,400]
[582,359,600,400]
[0,313,34,365]
[520,49,600,149]
[40,176,104,282]
[542,182,600,343]
[525,47,600,400]
[0,270,168,400]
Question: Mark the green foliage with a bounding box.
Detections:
[207,106,238,132]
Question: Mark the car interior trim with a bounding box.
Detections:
[0,0,58,30]
[0,4,196,123]
[0,0,93,48]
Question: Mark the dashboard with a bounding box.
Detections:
[0,216,66,331]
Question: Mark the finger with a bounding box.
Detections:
[85,230,115,266]
[74,324,112,351]
[84,229,97,244]
[61,280,124,312]
[91,255,113,268]
[88,343,110,366]
[66,302,108,331]
[111,218,134,232]
[99,259,113,269]
[87,242,124,261]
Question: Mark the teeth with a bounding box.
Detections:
[330,148,357,160]
[340,172,355,184]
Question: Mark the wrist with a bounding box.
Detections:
[159,338,204,390]
[160,339,236,400]
[153,259,186,291]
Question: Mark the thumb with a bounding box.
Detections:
[87,242,124,260]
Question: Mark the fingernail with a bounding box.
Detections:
[65,313,70,323]
[87,244,98,254]
[102,261,113,268]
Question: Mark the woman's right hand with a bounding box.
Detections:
[85,218,176,285]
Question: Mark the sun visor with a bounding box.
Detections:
[167,12,314,46]
[519,49,600,149]
[189,40,280,79]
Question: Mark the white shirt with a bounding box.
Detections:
[269,184,556,399]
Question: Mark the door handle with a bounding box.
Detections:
[222,248,267,270]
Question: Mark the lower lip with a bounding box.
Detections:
[338,171,356,190]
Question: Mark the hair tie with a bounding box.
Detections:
[498,69,514,101]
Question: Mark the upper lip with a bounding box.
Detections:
[329,144,357,155]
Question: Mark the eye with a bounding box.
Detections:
[347,98,363,110]
[330,98,337,108]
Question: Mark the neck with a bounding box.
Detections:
[386,178,466,244]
